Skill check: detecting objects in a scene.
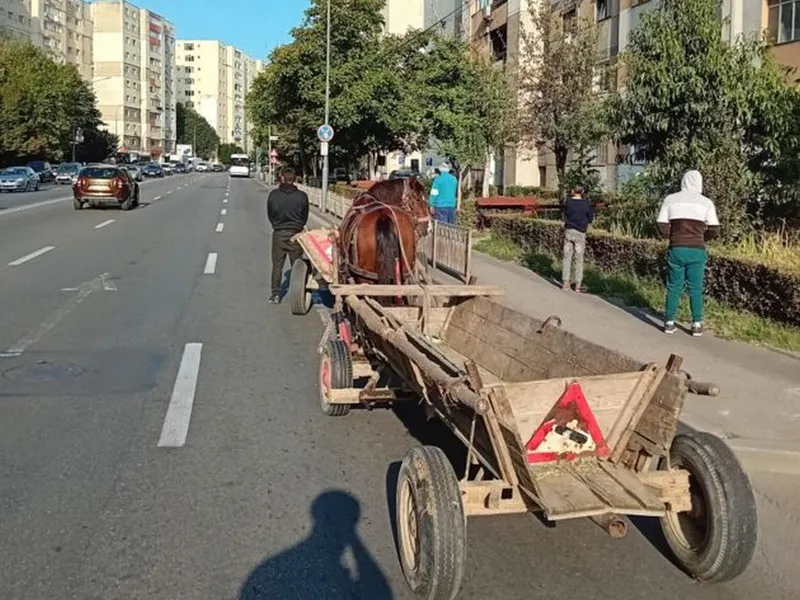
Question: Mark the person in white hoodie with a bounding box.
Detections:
[656,170,720,337]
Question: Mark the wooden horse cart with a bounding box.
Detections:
[291,229,758,600]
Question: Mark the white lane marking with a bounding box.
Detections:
[166,190,173,195]
[204,252,218,274]
[8,246,56,267]
[94,219,115,229]
[220,208,227,215]
[216,222,224,233]
[153,195,162,201]
[223,198,228,204]
[0,273,113,357]
[158,343,203,447]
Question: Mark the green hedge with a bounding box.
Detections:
[485,215,800,327]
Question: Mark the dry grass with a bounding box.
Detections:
[716,227,800,275]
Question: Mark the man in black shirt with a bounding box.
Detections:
[267,167,309,303]
[561,184,594,292]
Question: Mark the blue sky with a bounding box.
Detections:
[143,0,311,60]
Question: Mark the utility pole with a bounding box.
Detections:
[193,121,197,158]
[321,0,332,212]
[267,125,273,185]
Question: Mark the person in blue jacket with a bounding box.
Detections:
[429,163,458,224]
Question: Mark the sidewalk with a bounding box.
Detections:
[454,250,800,475]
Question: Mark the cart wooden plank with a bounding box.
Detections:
[330,284,504,297]
[294,229,335,283]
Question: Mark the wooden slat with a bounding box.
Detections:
[330,284,504,297]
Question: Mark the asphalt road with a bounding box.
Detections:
[0,174,795,599]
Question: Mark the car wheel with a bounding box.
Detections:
[73,199,83,210]
[24,181,30,192]
[35,181,39,191]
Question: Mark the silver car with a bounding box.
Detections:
[55,162,82,185]
[0,166,40,192]
[120,164,143,182]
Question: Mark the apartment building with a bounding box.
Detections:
[176,40,264,152]
[465,0,540,188]
[1,0,93,80]
[90,0,176,158]
[423,0,465,37]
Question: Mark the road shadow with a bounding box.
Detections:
[239,490,393,600]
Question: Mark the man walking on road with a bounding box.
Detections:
[267,167,309,304]
[561,184,594,292]
[657,169,720,337]
[429,163,458,224]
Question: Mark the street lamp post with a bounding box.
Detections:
[321,0,332,213]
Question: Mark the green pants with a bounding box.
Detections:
[665,247,707,323]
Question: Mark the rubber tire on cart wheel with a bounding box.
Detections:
[73,199,82,210]
[396,446,467,600]
[660,431,758,583]
[319,339,351,417]
[290,258,313,315]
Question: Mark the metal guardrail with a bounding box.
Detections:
[298,184,473,282]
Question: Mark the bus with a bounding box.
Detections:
[229,154,250,178]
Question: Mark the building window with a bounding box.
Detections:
[767,0,800,44]
[597,0,609,21]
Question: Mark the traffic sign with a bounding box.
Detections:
[317,124,334,143]
[320,141,329,156]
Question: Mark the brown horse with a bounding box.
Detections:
[338,178,429,292]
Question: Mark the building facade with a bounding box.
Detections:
[90,0,176,157]
[466,0,541,188]
[1,0,93,80]
[176,40,264,153]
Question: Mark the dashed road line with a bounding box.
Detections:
[216,222,224,233]
[94,219,115,230]
[221,208,227,216]
[153,195,162,201]
[223,198,228,204]
[157,342,203,448]
[166,190,173,195]
[204,252,218,274]
[8,246,55,267]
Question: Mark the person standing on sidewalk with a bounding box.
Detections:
[267,167,309,304]
[428,163,458,224]
[561,184,594,292]
[657,169,720,336]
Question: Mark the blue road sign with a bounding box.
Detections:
[317,124,334,143]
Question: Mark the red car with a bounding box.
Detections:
[73,165,140,210]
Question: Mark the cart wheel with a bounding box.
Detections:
[319,339,351,417]
[290,259,313,315]
[660,431,757,583]
[396,446,466,600]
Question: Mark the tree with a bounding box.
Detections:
[218,143,245,165]
[0,38,112,166]
[610,0,800,236]
[176,102,220,159]
[517,4,606,189]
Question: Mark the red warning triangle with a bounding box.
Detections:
[525,382,610,464]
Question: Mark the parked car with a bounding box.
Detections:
[55,162,83,185]
[161,163,175,175]
[195,162,209,172]
[388,169,421,180]
[211,163,225,172]
[120,164,143,182]
[27,160,55,183]
[173,162,188,174]
[333,167,351,183]
[141,163,164,178]
[0,166,40,192]
[73,165,139,210]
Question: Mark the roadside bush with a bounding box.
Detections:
[485,214,800,327]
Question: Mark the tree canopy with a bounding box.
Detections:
[610,0,800,234]
[176,102,220,159]
[246,0,512,178]
[218,143,245,165]
[0,38,117,166]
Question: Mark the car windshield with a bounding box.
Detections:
[28,162,45,171]
[58,164,79,173]
[2,167,28,176]
[81,167,120,179]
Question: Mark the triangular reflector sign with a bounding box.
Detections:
[525,382,610,464]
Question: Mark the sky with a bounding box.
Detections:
[142,0,311,60]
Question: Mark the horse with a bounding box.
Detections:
[337,178,430,297]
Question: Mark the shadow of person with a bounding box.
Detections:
[239,490,393,600]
